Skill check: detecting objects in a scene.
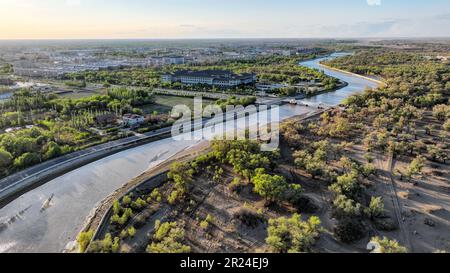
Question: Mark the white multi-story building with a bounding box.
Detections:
[161,70,256,87]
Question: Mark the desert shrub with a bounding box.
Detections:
[131,197,147,211]
[167,190,183,205]
[290,196,318,213]
[122,195,132,206]
[167,162,195,203]
[334,217,365,243]
[332,195,362,219]
[111,237,120,253]
[233,207,264,228]
[373,217,398,231]
[228,177,245,193]
[147,189,162,203]
[88,233,115,253]
[200,214,215,231]
[444,119,450,132]
[147,221,191,253]
[361,163,376,178]
[119,229,128,239]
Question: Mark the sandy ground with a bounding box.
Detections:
[391,159,450,252]
[76,141,211,251]
[85,110,450,253]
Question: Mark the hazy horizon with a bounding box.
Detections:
[1,0,450,39]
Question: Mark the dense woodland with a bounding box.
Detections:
[0,87,159,177]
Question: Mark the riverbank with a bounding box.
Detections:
[303,80,349,102]
[318,63,386,87]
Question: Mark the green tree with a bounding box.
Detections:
[77,230,93,253]
[122,195,132,206]
[167,162,195,202]
[329,171,360,198]
[13,152,40,169]
[370,236,408,253]
[44,141,62,159]
[332,195,362,219]
[0,148,13,168]
[111,237,120,253]
[366,196,385,219]
[112,200,121,215]
[404,156,426,181]
[253,169,289,202]
[266,214,321,253]
[128,226,136,238]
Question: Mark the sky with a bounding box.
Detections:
[0,0,450,39]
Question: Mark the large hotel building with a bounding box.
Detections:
[161,70,257,87]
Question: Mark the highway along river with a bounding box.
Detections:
[0,54,379,253]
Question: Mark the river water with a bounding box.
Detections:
[300,53,378,106]
[0,54,379,253]
[0,92,12,101]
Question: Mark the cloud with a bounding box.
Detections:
[66,0,81,7]
[367,0,381,6]
[307,19,398,37]
[179,24,197,28]
[299,13,450,38]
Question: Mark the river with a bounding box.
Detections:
[0,54,379,253]
[300,52,378,106]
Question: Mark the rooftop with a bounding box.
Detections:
[168,69,254,80]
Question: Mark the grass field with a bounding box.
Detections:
[141,95,215,114]
[58,90,106,99]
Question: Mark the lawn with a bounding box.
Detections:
[140,95,215,114]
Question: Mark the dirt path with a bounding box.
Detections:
[375,153,413,251]
[387,156,414,252]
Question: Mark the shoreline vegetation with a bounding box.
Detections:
[318,63,386,87]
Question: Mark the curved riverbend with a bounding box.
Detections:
[0,54,379,253]
[300,53,379,106]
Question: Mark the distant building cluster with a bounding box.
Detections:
[152,56,185,65]
[0,42,324,79]
[161,70,257,87]
[11,55,186,78]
